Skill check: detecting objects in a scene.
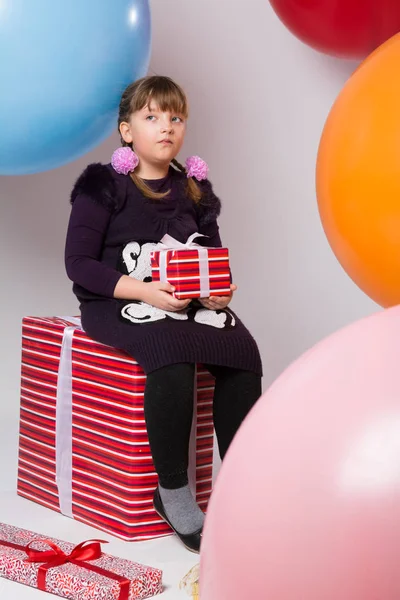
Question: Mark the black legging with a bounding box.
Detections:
[144,363,262,488]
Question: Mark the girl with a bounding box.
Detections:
[65,75,262,553]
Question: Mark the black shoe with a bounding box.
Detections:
[153,487,202,554]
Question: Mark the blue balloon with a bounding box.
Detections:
[0,0,151,175]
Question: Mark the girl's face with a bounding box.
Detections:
[119,100,187,168]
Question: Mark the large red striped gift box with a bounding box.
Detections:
[17,316,215,541]
[151,233,231,300]
[0,521,163,598]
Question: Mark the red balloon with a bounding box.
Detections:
[269,0,400,58]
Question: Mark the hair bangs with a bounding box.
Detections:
[132,77,188,118]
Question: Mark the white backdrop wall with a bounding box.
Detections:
[0,1,377,453]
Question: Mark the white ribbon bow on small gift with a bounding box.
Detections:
[153,233,210,298]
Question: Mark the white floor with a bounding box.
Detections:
[0,417,202,599]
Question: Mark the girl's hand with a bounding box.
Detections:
[140,281,191,312]
[198,284,237,310]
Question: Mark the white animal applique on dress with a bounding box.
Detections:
[119,241,236,329]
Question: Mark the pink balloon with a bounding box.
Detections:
[200,306,400,599]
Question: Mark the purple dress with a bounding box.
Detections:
[65,163,262,375]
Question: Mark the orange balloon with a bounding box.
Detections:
[316,33,400,308]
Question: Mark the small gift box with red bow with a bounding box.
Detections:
[151,233,231,300]
[0,522,162,599]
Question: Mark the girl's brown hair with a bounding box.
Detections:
[118,76,202,203]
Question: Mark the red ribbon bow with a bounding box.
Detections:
[0,537,130,599]
[26,538,104,565]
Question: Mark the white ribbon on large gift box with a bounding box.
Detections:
[55,316,82,518]
[54,317,199,519]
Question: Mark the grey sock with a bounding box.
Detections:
[159,484,205,535]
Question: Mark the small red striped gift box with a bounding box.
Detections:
[151,233,231,300]
[17,316,215,541]
[0,522,162,599]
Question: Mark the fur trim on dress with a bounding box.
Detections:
[70,163,119,211]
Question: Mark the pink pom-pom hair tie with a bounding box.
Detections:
[185,156,208,181]
[111,147,139,175]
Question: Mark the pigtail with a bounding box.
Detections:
[117,138,168,200]
[171,158,202,203]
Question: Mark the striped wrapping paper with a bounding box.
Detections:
[17,317,215,541]
[151,248,231,299]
